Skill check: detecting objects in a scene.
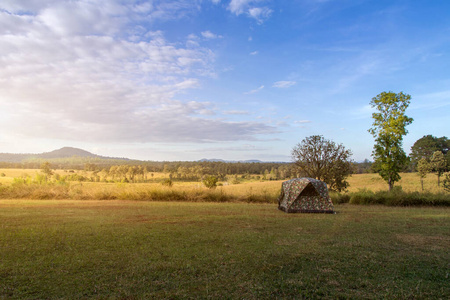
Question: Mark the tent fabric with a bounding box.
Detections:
[277,178,334,213]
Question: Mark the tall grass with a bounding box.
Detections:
[0,181,279,204]
[1,169,449,206]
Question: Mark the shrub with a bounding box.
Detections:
[203,176,218,189]
[160,179,173,187]
[443,173,450,192]
[330,192,350,204]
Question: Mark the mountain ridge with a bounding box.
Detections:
[0,147,285,163]
[0,147,129,163]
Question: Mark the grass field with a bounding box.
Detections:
[1,200,449,299]
[0,168,446,192]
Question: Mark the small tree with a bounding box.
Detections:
[417,158,431,192]
[40,162,53,181]
[443,173,450,192]
[368,91,413,191]
[292,135,353,192]
[203,176,218,189]
[430,151,447,187]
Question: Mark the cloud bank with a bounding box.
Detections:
[0,0,276,144]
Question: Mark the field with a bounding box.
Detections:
[0,200,449,299]
[1,169,449,298]
[0,169,448,200]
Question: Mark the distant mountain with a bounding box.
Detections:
[199,158,265,163]
[0,147,129,163]
[39,147,101,159]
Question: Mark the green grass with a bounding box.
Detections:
[1,200,449,299]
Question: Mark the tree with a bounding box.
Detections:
[40,161,53,181]
[417,158,431,192]
[368,91,413,191]
[430,151,447,187]
[202,176,218,189]
[410,135,449,168]
[291,135,353,192]
[443,173,450,192]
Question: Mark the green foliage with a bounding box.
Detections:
[443,173,450,192]
[292,135,353,192]
[347,188,449,206]
[417,158,431,192]
[431,151,447,186]
[202,175,218,189]
[368,91,413,191]
[410,135,449,167]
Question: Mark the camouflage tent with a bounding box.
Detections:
[277,178,334,213]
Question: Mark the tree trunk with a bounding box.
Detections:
[388,177,393,192]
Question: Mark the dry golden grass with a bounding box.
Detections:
[346,172,444,193]
[0,168,447,198]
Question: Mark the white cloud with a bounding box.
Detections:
[201,30,222,39]
[273,80,297,88]
[0,1,277,144]
[294,120,312,124]
[248,6,272,24]
[250,51,258,55]
[244,85,265,94]
[228,0,272,23]
[223,110,250,115]
[228,0,252,15]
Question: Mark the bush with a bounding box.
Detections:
[443,173,450,192]
[330,192,350,204]
[160,179,173,187]
[203,176,218,189]
[336,188,450,206]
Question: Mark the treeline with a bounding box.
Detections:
[0,155,391,177]
[83,161,296,182]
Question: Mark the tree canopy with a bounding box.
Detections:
[368,91,413,191]
[291,135,353,192]
[410,135,449,165]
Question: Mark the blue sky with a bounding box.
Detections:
[0,0,449,162]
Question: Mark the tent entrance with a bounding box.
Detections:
[298,183,318,197]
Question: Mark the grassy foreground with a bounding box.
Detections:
[1,200,449,299]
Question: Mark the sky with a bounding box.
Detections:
[0,0,449,162]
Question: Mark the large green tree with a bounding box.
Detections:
[291,135,353,192]
[368,91,413,191]
[410,135,449,167]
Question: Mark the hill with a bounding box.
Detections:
[0,147,128,163]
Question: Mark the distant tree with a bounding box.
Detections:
[202,176,218,189]
[417,158,431,192]
[410,135,449,168]
[443,173,450,192]
[161,178,173,187]
[292,135,353,192]
[40,162,53,180]
[368,91,413,191]
[430,151,447,187]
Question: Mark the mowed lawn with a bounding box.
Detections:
[1,200,449,299]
